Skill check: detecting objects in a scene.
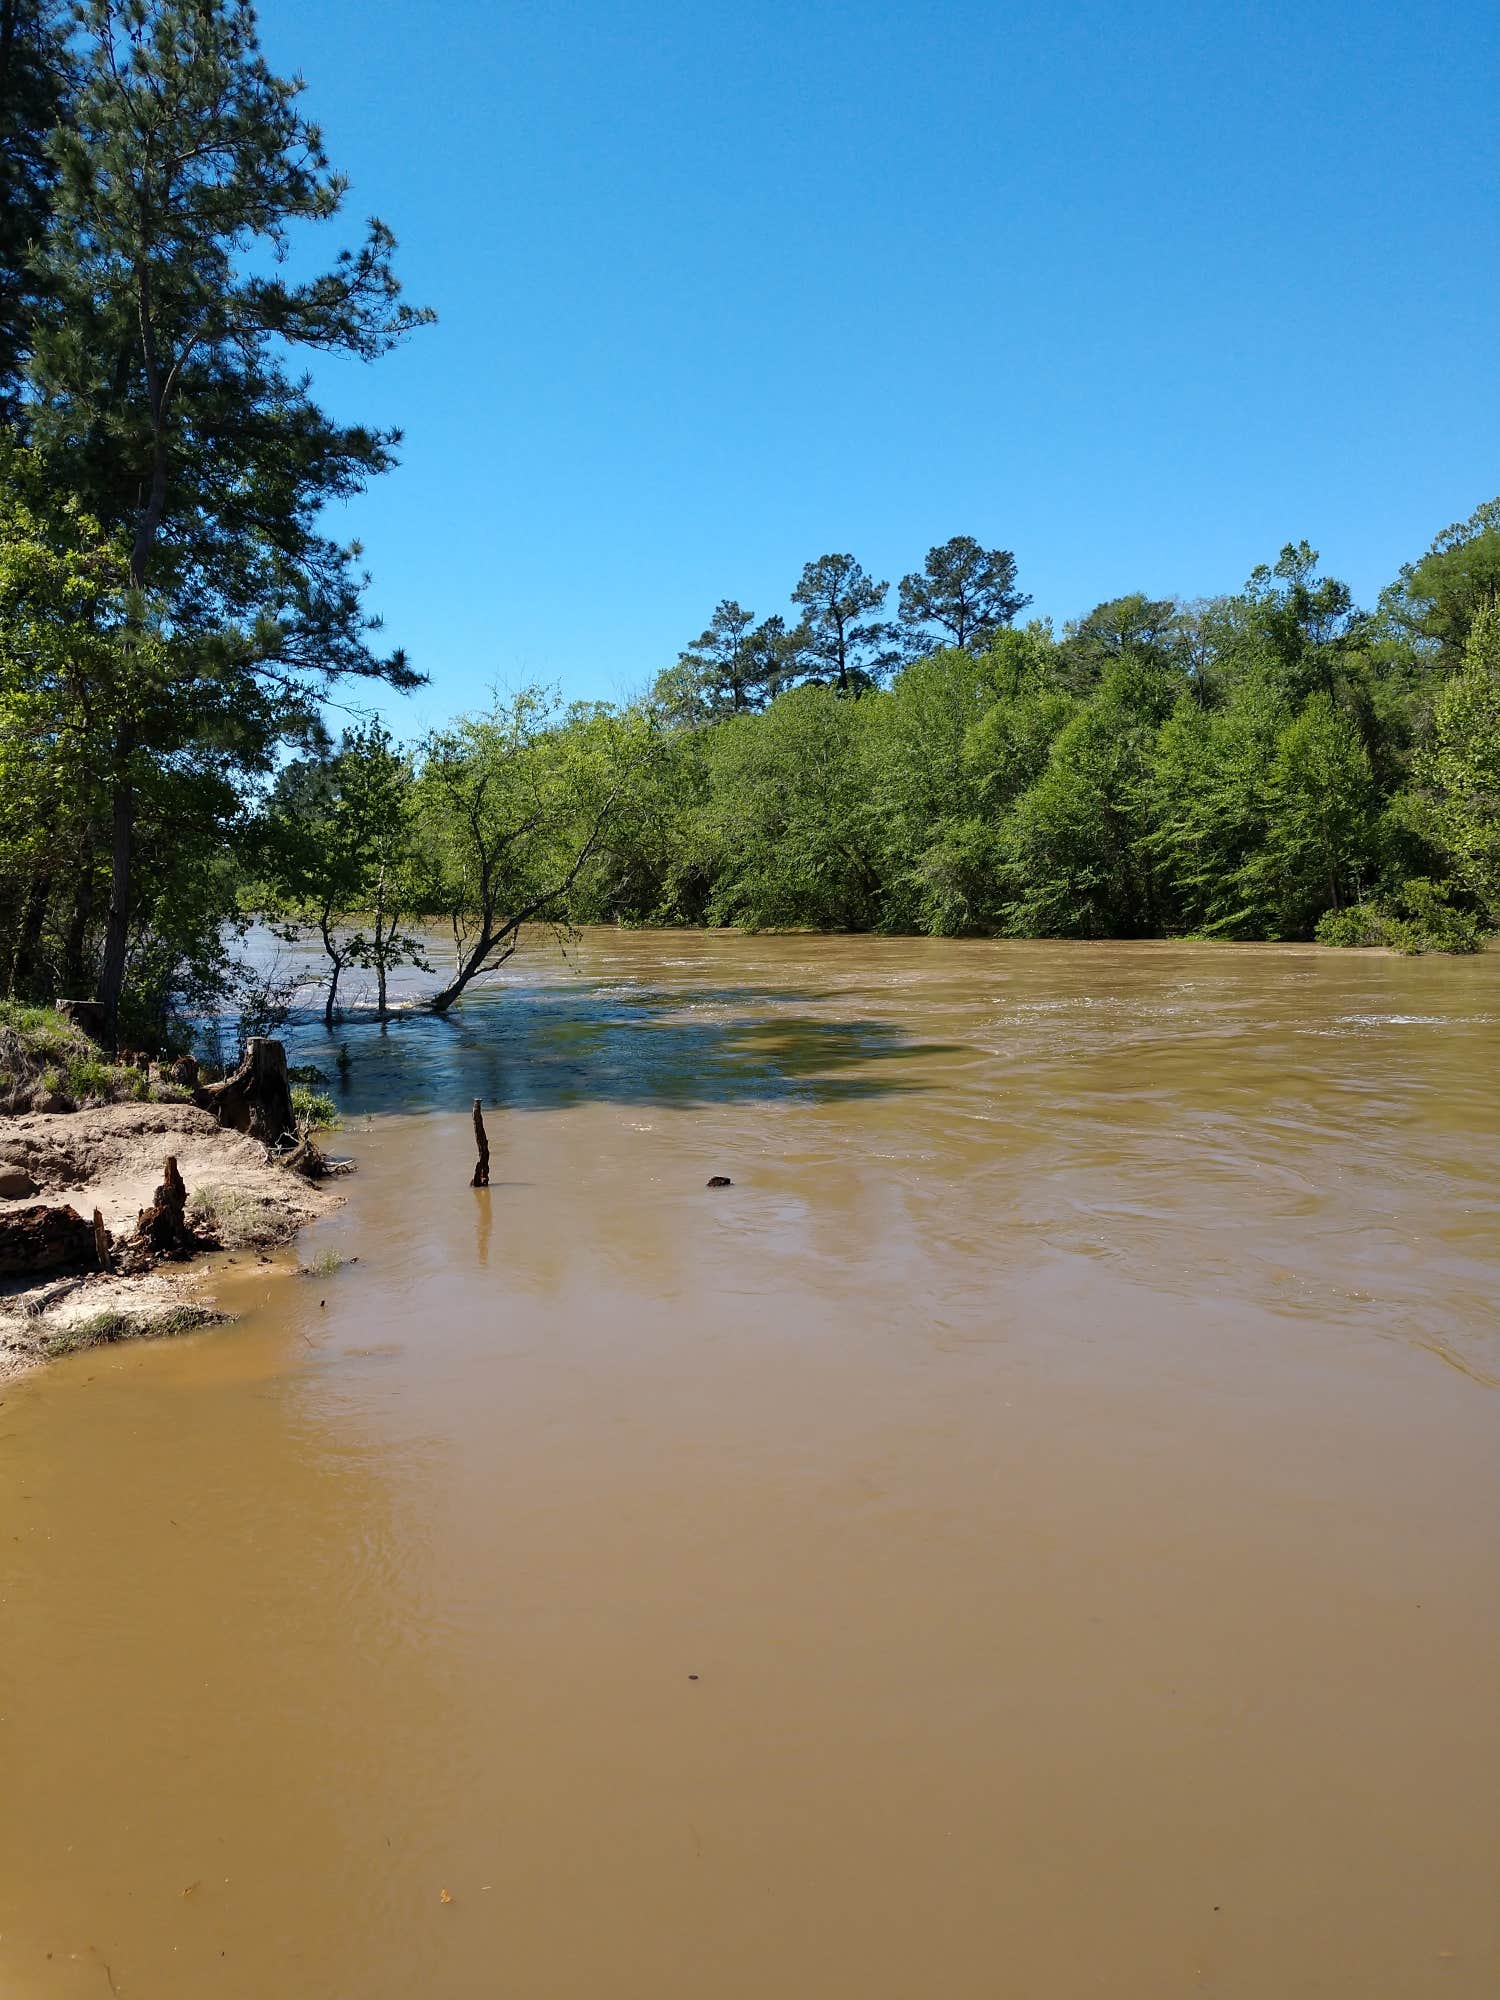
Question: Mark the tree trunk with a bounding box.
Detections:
[373,873,390,1018]
[98,750,134,1044]
[194,1037,297,1146]
[7,858,50,997]
[62,840,96,995]
[318,907,344,1028]
[470,1098,490,1186]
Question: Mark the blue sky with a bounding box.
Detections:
[254,0,1500,733]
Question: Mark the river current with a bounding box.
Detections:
[2,932,1497,1997]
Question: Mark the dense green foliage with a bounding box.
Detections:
[549,532,1499,956]
[1,0,428,1039]
[0,3,1494,1043]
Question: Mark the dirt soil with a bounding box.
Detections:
[0,1101,345,1378]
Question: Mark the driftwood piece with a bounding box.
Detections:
[194,1037,296,1145]
[93,1207,113,1272]
[0,1202,96,1277]
[471,1098,490,1188]
[282,1136,331,1181]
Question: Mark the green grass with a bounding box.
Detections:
[301,1248,346,1277]
[0,999,77,1057]
[0,1000,180,1108]
[42,1304,225,1358]
[188,1183,274,1248]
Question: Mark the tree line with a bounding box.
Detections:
[1,1,1497,1048]
[248,517,1500,1030]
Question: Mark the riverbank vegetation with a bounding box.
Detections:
[1,2,1497,1051]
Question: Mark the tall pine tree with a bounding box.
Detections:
[26,0,432,1031]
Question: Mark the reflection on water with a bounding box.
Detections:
[2,932,1497,1998]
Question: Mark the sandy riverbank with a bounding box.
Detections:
[0,1100,345,1379]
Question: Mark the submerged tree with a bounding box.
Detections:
[412,691,651,1013]
[264,722,428,1024]
[25,0,431,1033]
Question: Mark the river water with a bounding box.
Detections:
[2,932,1497,1998]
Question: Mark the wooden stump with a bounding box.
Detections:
[194,1037,297,1145]
[54,998,110,1045]
[127,1155,200,1263]
[471,1099,490,1188]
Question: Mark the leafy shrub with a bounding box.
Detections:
[1316,878,1485,954]
[290,1083,339,1131]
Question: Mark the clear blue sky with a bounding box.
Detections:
[254,0,1500,733]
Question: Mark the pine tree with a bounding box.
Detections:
[897,535,1029,656]
[27,0,432,1032]
[0,0,71,419]
[790,553,897,694]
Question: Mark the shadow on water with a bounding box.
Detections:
[281,982,956,1118]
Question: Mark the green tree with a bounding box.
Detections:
[1384,499,1500,671]
[264,722,427,1024]
[790,553,897,694]
[0,457,121,994]
[897,535,1029,657]
[1417,604,1500,922]
[1056,593,1182,693]
[1237,692,1376,933]
[659,599,796,720]
[0,0,69,419]
[996,676,1162,939]
[412,692,646,1012]
[27,0,431,1032]
[697,686,882,929]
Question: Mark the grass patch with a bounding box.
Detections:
[301,1248,346,1277]
[0,1001,171,1109]
[43,1304,225,1358]
[64,1055,148,1104]
[189,1183,275,1249]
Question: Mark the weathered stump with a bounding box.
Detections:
[54,998,110,1045]
[471,1099,490,1188]
[194,1037,296,1145]
[125,1155,201,1264]
[0,1203,96,1277]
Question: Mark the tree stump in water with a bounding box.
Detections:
[471,1099,490,1187]
[195,1037,297,1145]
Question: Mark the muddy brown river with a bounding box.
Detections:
[2,933,1497,1998]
